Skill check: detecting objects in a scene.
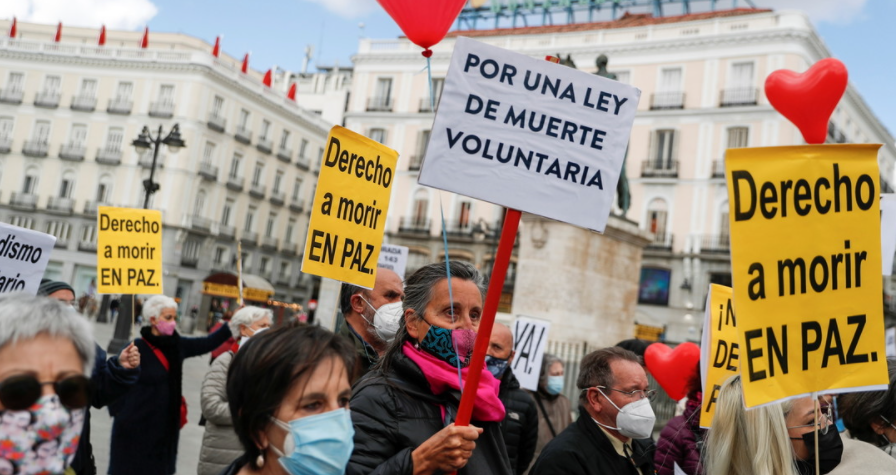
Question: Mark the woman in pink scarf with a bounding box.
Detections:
[347,261,512,475]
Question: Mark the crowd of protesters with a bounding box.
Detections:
[3,263,896,475]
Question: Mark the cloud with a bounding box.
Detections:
[0,0,158,30]
[300,0,378,19]
[752,0,867,25]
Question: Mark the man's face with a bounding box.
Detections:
[47,289,76,308]
[591,359,649,426]
[487,323,514,361]
[364,268,404,311]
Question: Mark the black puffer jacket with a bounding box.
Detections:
[348,348,513,475]
[498,369,539,474]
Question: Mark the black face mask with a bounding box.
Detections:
[794,427,844,475]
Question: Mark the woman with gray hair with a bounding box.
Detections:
[838,358,896,459]
[348,261,512,475]
[0,294,94,475]
[197,306,272,475]
[108,295,233,475]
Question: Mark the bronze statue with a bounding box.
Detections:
[594,54,630,217]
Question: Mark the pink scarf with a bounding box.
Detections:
[402,341,506,422]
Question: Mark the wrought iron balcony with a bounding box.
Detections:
[78,239,97,252]
[720,88,758,107]
[189,215,213,232]
[712,159,726,178]
[0,137,11,154]
[149,101,175,118]
[59,144,86,161]
[261,236,279,250]
[249,183,266,199]
[419,98,435,113]
[699,234,730,254]
[256,137,273,154]
[235,126,252,144]
[0,88,23,104]
[54,237,69,249]
[408,155,423,171]
[107,98,132,114]
[70,95,96,111]
[445,220,474,237]
[269,190,285,206]
[181,254,199,267]
[646,232,673,251]
[22,141,49,157]
[367,96,393,112]
[47,197,74,214]
[199,162,219,181]
[218,224,235,238]
[207,113,226,132]
[97,148,123,165]
[240,231,258,245]
[83,200,110,215]
[398,217,431,235]
[277,147,292,162]
[641,160,679,178]
[34,91,60,108]
[226,176,244,192]
[650,91,685,110]
[289,198,305,214]
[295,155,310,171]
[10,192,38,210]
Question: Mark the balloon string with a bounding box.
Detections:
[439,195,463,392]
[427,55,436,112]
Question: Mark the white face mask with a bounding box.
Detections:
[239,325,268,347]
[592,388,656,439]
[360,297,404,344]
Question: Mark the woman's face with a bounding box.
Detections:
[241,315,272,339]
[265,355,351,458]
[407,278,483,341]
[152,307,177,326]
[0,334,83,411]
[786,396,832,460]
[549,361,565,377]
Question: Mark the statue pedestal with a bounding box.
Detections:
[511,214,651,349]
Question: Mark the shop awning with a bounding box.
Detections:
[202,272,275,302]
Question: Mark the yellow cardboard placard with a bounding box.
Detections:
[726,144,889,408]
[97,207,163,294]
[700,284,739,428]
[301,126,399,288]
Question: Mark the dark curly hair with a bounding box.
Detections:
[838,357,896,446]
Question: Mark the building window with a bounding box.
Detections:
[260,257,270,274]
[432,78,445,102]
[69,124,87,148]
[260,120,271,140]
[212,95,224,116]
[615,71,631,85]
[374,77,392,107]
[317,147,324,167]
[646,198,668,244]
[273,170,283,193]
[183,239,201,260]
[23,168,39,194]
[0,117,13,140]
[638,267,671,306]
[412,189,429,224]
[238,108,250,128]
[6,72,24,93]
[279,262,289,278]
[229,153,242,178]
[97,175,112,203]
[45,221,71,241]
[651,129,677,169]
[214,247,227,265]
[292,178,302,201]
[245,207,256,232]
[79,79,97,99]
[9,215,35,230]
[42,75,61,95]
[81,224,97,243]
[280,130,291,150]
[202,142,216,164]
[285,219,296,243]
[299,138,308,158]
[709,272,733,287]
[157,84,175,104]
[266,213,276,238]
[193,190,206,216]
[457,201,472,228]
[32,120,51,144]
[252,163,264,186]
[369,128,386,144]
[105,127,124,152]
[726,127,749,149]
[115,81,133,101]
[58,171,75,198]
[222,199,234,226]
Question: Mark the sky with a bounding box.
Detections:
[1,0,893,137]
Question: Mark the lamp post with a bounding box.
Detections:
[107,124,186,355]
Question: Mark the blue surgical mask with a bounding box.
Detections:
[485,355,509,378]
[269,408,354,475]
[546,375,564,395]
[418,318,476,368]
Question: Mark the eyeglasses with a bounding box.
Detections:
[0,374,91,411]
[787,404,834,435]
[594,386,657,401]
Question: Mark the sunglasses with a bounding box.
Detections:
[0,374,91,411]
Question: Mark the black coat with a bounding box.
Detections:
[347,348,513,475]
[498,369,539,474]
[529,406,656,475]
[108,325,232,475]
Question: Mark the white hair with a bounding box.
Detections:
[229,306,273,339]
[0,293,95,376]
[142,295,178,321]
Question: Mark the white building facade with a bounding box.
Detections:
[0,21,330,323]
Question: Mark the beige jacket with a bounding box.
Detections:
[828,438,896,475]
[197,352,244,475]
[526,391,573,474]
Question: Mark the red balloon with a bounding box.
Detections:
[377,0,467,54]
[643,342,701,401]
[765,58,848,145]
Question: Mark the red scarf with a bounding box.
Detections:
[402,341,505,422]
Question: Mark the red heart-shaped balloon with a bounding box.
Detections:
[764,58,848,145]
[643,342,701,400]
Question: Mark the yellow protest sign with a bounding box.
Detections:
[700,284,739,428]
[301,126,399,288]
[97,206,163,294]
[726,144,888,408]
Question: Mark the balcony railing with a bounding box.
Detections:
[97,148,123,165]
[78,239,97,252]
[399,217,431,235]
[641,160,679,178]
[289,198,305,213]
[277,147,292,162]
[0,137,11,154]
[226,176,244,192]
[59,144,86,161]
[107,98,132,114]
[47,197,74,214]
[34,90,60,108]
[189,215,213,231]
[256,137,272,154]
[199,162,218,181]
[712,159,726,178]
[699,234,730,254]
[207,113,226,132]
[277,274,291,286]
[646,232,673,251]
[10,192,38,209]
[249,183,266,199]
[54,237,69,249]
[22,141,49,157]
[367,96,393,112]
[408,155,424,171]
[269,190,285,206]
[0,88,23,104]
[70,95,96,111]
[149,101,175,118]
[240,231,258,245]
[262,236,279,250]
[181,254,199,267]
[218,224,235,238]
[446,220,474,237]
[419,98,435,112]
[720,88,758,107]
[235,126,252,144]
[650,92,685,110]
[83,200,110,215]
[295,155,310,171]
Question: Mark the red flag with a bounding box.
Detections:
[140,26,148,48]
[212,36,220,58]
[263,69,272,87]
[287,83,297,101]
[54,22,62,42]
[9,17,16,38]
[241,53,249,74]
[98,25,106,46]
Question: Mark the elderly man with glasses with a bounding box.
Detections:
[530,347,657,475]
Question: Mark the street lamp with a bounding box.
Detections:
[106,124,186,354]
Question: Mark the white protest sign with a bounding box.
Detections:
[0,223,56,295]
[419,37,641,232]
[377,244,409,279]
[886,327,896,357]
[881,194,896,276]
[511,316,552,391]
